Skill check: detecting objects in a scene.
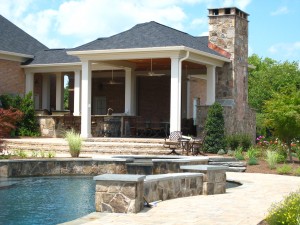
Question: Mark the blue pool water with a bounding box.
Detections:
[0,176,95,225]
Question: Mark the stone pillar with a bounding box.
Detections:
[56,73,64,110]
[81,60,92,138]
[125,68,136,115]
[206,65,216,105]
[170,57,182,132]
[94,174,146,213]
[25,72,34,95]
[73,70,81,116]
[42,75,50,110]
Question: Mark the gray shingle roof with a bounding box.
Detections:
[72,21,222,57]
[23,48,80,65]
[0,15,48,56]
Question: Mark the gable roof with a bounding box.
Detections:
[0,15,48,56]
[72,21,223,57]
[23,48,80,65]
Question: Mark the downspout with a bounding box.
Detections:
[177,51,190,131]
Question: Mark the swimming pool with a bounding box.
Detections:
[0,176,95,225]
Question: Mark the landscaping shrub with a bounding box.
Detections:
[226,150,234,156]
[265,150,277,169]
[294,167,300,176]
[295,147,300,161]
[245,147,259,165]
[266,189,300,225]
[217,149,226,155]
[203,102,226,153]
[234,147,245,160]
[248,157,258,165]
[0,107,23,153]
[0,92,39,136]
[276,164,293,175]
[226,134,240,150]
[239,134,252,150]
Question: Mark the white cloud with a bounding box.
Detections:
[268,42,300,60]
[54,0,188,45]
[271,6,289,16]
[212,0,251,10]
[0,0,33,18]
[0,0,252,48]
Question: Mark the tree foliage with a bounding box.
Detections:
[263,87,300,161]
[203,102,226,153]
[248,54,300,113]
[0,92,39,136]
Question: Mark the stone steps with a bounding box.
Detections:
[208,157,247,172]
[2,138,169,155]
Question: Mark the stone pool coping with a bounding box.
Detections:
[60,172,300,225]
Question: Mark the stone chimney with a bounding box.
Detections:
[207,7,253,135]
[208,7,249,61]
[208,7,249,109]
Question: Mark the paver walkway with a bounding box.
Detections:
[61,172,300,225]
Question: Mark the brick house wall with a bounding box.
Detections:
[0,59,25,95]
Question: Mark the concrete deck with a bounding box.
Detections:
[61,172,300,225]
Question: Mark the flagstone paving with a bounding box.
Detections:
[61,172,300,225]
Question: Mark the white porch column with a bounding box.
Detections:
[170,57,182,132]
[56,73,64,110]
[73,70,81,116]
[42,75,50,110]
[81,60,92,138]
[206,65,216,105]
[186,76,191,119]
[125,68,136,115]
[25,72,34,95]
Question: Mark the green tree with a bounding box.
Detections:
[64,82,69,110]
[263,86,300,161]
[203,102,226,153]
[248,54,300,113]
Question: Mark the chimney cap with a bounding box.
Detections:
[208,7,249,19]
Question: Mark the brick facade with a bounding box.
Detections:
[0,59,25,95]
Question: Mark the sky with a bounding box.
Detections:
[0,0,299,62]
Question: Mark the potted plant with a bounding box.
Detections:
[65,129,82,157]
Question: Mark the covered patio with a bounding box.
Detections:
[22,22,230,138]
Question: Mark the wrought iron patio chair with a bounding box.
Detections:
[163,131,182,155]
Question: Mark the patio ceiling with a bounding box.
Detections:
[129,58,206,72]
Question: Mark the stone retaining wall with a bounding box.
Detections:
[180,165,227,195]
[0,158,129,177]
[144,173,203,203]
[94,174,145,213]
[94,173,204,214]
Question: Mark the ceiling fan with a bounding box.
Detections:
[138,58,165,77]
[106,70,122,85]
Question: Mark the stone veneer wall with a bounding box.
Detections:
[180,165,227,195]
[0,158,128,177]
[94,175,145,213]
[144,173,203,203]
[36,116,107,137]
[152,158,208,174]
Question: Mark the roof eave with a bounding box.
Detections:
[0,50,33,62]
[21,62,82,68]
[67,46,231,64]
